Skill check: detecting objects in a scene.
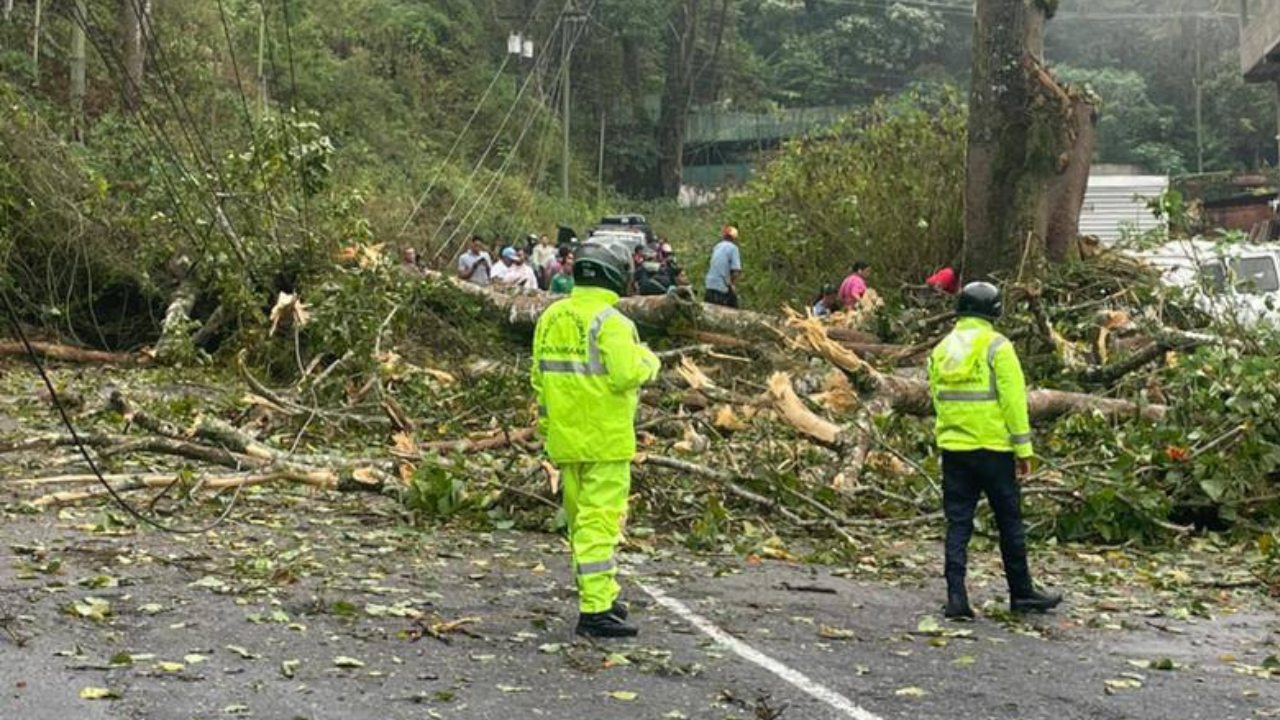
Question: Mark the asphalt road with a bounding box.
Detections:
[0,506,1276,720]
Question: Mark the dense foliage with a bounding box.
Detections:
[723,90,965,311]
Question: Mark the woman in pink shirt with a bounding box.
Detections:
[838,261,870,308]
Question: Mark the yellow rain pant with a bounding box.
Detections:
[561,461,630,614]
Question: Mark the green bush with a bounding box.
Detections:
[725,88,966,311]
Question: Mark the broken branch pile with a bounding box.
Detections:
[4,245,1280,553]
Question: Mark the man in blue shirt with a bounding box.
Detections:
[704,225,742,308]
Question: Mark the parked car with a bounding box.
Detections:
[1135,239,1280,328]
[592,213,655,245]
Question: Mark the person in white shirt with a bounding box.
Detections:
[502,249,540,291]
[491,246,517,283]
[457,235,493,286]
[530,234,557,287]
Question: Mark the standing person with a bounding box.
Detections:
[545,245,570,285]
[704,225,742,308]
[838,261,870,308]
[531,241,661,638]
[929,282,1062,620]
[531,234,557,287]
[812,284,839,317]
[457,235,493,286]
[549,251,575,294]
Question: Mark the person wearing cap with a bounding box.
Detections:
[532,241,661,638]
[491,246,518,284]
[929,282,1062,620]
[704,225,742,308]
[500,249,539,291]
[812,284,839,317]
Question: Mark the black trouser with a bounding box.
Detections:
[704,288,738,308]
[942,449,1033,597]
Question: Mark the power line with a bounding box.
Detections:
[1,288,244,535]
[397,0,554,239]
[277,0,310,232]
[442,0,601,259]
[423,0,575,258]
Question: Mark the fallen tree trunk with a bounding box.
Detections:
[421,270,782,341]
[786,315,1167,422]
[0,341,145,366]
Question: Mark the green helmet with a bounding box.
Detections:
[573,240,633,295]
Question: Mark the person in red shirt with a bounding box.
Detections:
[926,266,960,295]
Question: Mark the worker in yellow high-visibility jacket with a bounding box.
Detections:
[929,282,1062,620]
[531,240,660,638]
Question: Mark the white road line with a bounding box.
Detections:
[636,581,885,720]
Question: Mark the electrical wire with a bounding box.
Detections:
[441,0,600,258]
[423,1,574,260]
[277,0,311,231]
[1,290,243,535]
[398,0,554,240]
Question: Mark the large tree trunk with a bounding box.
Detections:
[421,269,780,341]
[70,0,87,140]
[119,0,149,109]
[656,0,700,199]
[786,315,1166,423]
[964,1,1092,278]
[1045,93,1097,261]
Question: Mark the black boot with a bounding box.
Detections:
[576,611,638,638]
[611,600,629,620]
[944,587,975,620]
[1010,586,1063,614]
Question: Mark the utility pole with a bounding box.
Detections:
[1195,15,1204,174]
[258,2,269,116]
[70,0,87,140]
[561,5,586,200]
[597,109,606,206]
[1274,80,1280,167]
[31,0,41,84]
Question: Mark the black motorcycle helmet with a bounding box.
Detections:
[573,241,633,295]
[956,281,1002,321]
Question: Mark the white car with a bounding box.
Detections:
[1135,239,1280,328]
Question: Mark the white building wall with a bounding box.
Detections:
[1078,175,1169,244]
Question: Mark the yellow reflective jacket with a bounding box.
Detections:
[531,286,660,463]
[928,317,1034,458]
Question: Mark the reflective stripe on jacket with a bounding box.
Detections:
[531,286,660,463]
[928,317,1034,458]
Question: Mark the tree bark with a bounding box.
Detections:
[119,0,149,109]
[786,314,1167,423]
[31,0,42,84]
[0,341,145,365]
[1044,77,1098,262]
[656,0,701,198]
[70,0,87,141]
[421,269,781,342]
[965,0,1090,278]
